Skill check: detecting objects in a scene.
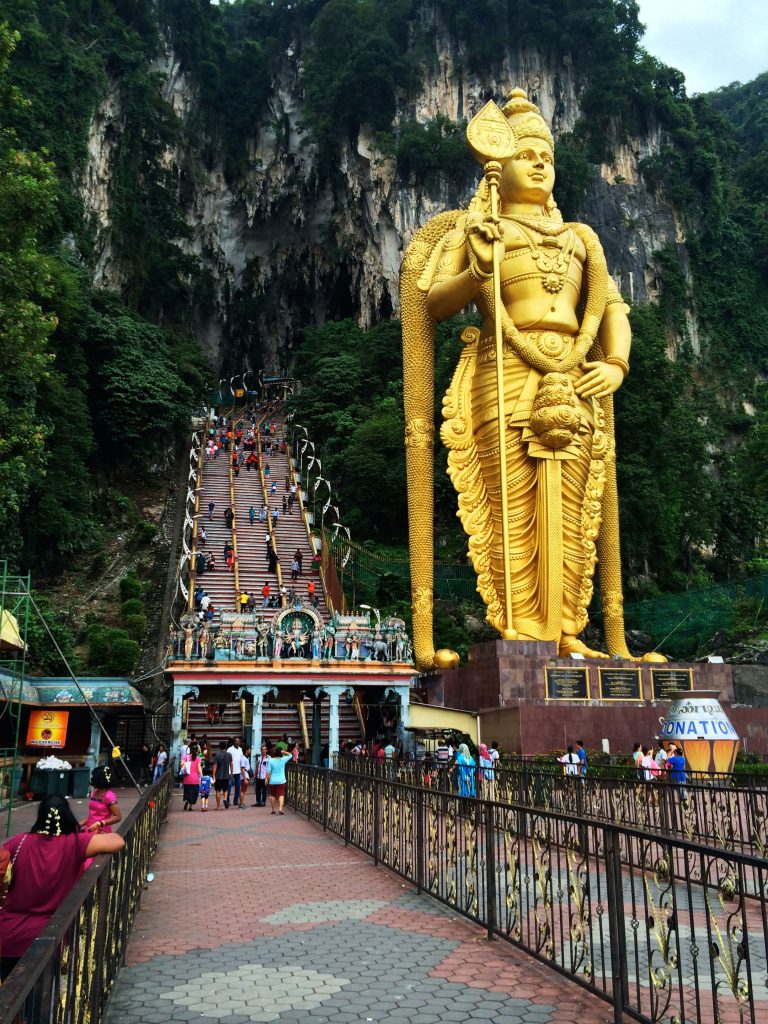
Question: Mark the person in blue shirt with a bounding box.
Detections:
[575,740,587,779]
[199,774,212,812]
[666,747,687,802]
[266,749,292,815]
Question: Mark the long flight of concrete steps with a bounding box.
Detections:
[263,697,362,750]
[185,697,362,752]
[194,438,237,614]
[192,407,330,625]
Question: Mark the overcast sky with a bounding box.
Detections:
[637,0,767,94]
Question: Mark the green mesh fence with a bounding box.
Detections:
[326,531,768,659]
[597,575,768,660]
[325,533,480,608]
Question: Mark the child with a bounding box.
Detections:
[81,766,122,834]
[199,773,212,812]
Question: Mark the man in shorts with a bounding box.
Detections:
[266,747,292,815]
[212,740,231,810]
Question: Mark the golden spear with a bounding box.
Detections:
[466,103,517,638]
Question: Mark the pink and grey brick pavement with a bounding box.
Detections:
[103,789,612,1024]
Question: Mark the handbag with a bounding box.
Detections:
[0,833,28,908]
[179,757,190,777]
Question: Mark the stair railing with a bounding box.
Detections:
[258,409,284,601]
[227,419,241,598]
[286,445,333,614]
[187,412,212,612]
[297,698,310,751]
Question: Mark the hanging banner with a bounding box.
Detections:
[27,710,69,748]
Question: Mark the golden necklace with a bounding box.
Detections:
[514,219,576,295]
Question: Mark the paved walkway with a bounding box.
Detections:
[105,792,611,1024]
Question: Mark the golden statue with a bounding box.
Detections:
[402,89,656,671]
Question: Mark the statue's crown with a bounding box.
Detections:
[502,88,554,148]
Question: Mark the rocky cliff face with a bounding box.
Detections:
[80,26,688,371]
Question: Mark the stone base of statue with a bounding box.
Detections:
[423,639,768,755]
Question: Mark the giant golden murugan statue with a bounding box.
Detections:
[402,89,650,671]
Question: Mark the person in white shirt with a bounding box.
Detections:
[225,737,246,809]
[558,745,581,776]
[200,594,211,613]
[488,742,501,767]
[253,745,271,807]
[177,738,190,781]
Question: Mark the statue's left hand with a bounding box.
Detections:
[574,361,624,399]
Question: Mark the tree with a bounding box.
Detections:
[0,25,58,562]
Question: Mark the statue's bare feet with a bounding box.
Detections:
[641,651,667,663]
[558,636,609,659]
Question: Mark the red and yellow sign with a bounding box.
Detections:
[26,710,69,748]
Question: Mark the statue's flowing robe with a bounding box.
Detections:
[406,211,624,643]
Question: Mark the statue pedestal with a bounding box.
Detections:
[423,639,768,755]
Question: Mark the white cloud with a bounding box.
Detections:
[637,0,768,93]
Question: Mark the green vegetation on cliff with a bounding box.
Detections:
[1,1,768,658]
[0,17,208,573]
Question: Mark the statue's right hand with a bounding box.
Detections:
[465,213,502,275]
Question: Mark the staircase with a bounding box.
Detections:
[262,696,363,751]
[192,408,329,625]
[186,699,243,747]
[194,436,238,613]
[252,414,329,619]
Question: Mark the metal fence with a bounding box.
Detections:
[288,764,768,1024]
[0,772,172,1024]
[334,755,768,863]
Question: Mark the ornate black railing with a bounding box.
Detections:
[0,772,172,1024]
[333,754,768,861]
[288,764,768,1024]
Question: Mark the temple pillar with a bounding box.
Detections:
[237,685,278,750]
[317,685,354,760]
[171,684,199,770]
[385,685,413,753]
[84,716,102,770]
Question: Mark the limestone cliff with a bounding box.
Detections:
[79,27,689,372]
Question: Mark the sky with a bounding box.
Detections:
[637,0,768,94]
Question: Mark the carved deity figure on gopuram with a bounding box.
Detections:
[402,89,665,672]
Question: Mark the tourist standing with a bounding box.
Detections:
[666,746,687,802]
[181,743,203,810]
[226,737,246,809]
[249,506,256,525]
[212,740,231,810]
[454,743,476,797]
[208,500,215,520]
[153,744,168,783]
[558,745,581,776]
[80,766,122,833]
[253,745,271,806]
[266,747,292,815]
[575,740,587,778]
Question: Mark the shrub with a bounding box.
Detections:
[132,521,158,546]
[119,574,143,601]
[124,613,147,642]
[107,636,140,674]
[86,624,111,666]
[121,598,146,619]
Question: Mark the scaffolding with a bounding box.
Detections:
[0,561,31,836]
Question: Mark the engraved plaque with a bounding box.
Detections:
[651,668,694,702]
[545,667,589,700]
[599,668,642,701]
